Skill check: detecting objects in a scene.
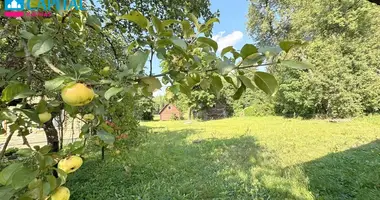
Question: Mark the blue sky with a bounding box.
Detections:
[153,0,251,96]
[210,0,251,52]
[153,0,251,71]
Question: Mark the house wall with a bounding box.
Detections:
[160,104,181,121]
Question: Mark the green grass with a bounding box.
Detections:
[67,116,380,199]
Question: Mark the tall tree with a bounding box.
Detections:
[248,0,380,118]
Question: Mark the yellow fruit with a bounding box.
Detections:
[58,156,83,174]
[61,83,95,107]
[83,114,95,121]
[51,186,70,200]
[38,112,52,123]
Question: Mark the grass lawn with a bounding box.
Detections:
[67,116,380,199]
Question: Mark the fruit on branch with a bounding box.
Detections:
[51,186,70,200]
[38,112,52,123]
[61,83,95,106]
[58,156,83,173]
[100,66,111,76]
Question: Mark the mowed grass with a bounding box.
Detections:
[67,116,380,199]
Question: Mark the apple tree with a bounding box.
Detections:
[0,2,311,200]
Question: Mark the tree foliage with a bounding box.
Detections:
[248,0,380,118]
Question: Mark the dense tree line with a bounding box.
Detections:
[247,0,380,118]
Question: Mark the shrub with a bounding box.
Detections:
[243,102,275,117]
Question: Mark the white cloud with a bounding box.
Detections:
[212,31,244,52]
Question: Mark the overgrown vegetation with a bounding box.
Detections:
[248,0,380,118]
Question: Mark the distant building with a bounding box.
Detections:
[159,104,181,121]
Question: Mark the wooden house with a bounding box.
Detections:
[159,104,181,121]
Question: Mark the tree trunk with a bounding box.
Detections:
[101,146,105,160]
[43,119,59,152]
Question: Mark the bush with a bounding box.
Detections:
[243,102,275,117]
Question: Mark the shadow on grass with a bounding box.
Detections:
[67,129,311,199]
[301,140,380,200]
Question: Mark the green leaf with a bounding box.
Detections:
[238,75,255,91]
[253,72,278,96]
[224,76,237,88]
[17,109,40,123]
[1,83,33,102]
[0,186,15,200]
[20,30,34,40]
[87,15,101,31]
[46,175,56,191]
[204,18,220,27]
[104,87,123,100]
[187,13,200,31]
[36,100,48,113]
[180,85,191,97]
[44,76,70,91]
[211,75,223,93]
[0,110,17,122]
[199,79,210,90]
[221,46,235,57]
[232,51,240,60]
[197,37,218,52]
[11,167,38,189]
[55,168,67,186]
[64,103,78,117]
[181,20,194,39]
[0,163,23,185]
[97,130,115,145]
[42,181,50,197]
[78,67,93,75]
[281,60,313,70]
[258,46,282,55]
[187,74,200,88]
[170,37,187,50]
[279,40,303,53]
[39,145,52,155]
[156,48,166,59]
[162,19,179,26]
[156,39,172,47]
[233,84,246,100]
[152,16,163,34]
[127,50,150,72]
[216,60,235,75]
[17,148,33,157]
[44,156,55,167]
[240,44,258,59]
[169,84,180,94]
[28,35,54,57]
[141,77,162,93]
[117,11,149,29]
[13,91,35,100]
[241,54,265,66]
[27,178,42,190]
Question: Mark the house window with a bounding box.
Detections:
[168,106,171,109]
